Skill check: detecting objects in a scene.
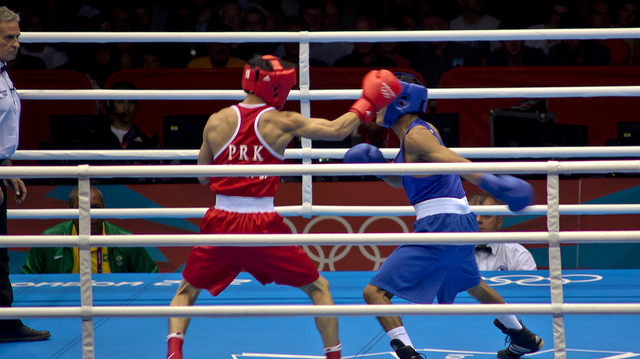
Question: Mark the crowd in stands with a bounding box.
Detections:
[4,0,639,151]
[6,0,639,87]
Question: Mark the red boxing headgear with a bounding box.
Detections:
[241,55,297,110]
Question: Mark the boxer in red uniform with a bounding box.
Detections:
[166,54,401,359]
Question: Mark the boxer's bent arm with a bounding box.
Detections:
[196,114,224,185]
[403,126,483,185]
[381,175,403,188]
[196,139,213,185]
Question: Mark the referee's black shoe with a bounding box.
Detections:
[494,319,544,358]
[390,339,426,359]
[0,325,51,343]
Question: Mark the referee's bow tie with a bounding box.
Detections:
[475,244,492,254]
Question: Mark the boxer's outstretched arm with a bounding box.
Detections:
[404,125,533,211]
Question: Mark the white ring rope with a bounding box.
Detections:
[7,27,640,359]
[1,160,639,178]
[2,231,640,248]
[10,146,640,160]
[7,203,640,220]
[2,303,640,320]
[16,86,640,100]
[18,28,640,43]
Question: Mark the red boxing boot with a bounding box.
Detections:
[167,333,184,359]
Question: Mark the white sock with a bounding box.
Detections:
[386,326,414,348]
[496,315,523,330]
[324,343,342,353]
[167,332,185,341]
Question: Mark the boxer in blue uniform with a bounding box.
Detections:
[344,74,544,359]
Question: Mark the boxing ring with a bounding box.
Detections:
[2,28,640,358]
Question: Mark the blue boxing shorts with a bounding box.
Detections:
[368,211,481,304]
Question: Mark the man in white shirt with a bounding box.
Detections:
[470,193,537,271]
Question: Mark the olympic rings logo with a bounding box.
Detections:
[283,215,410,271]
[483,274,603,286]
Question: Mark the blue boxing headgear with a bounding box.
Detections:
[382,73,428,128]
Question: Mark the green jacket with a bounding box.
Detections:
[21,221,158,274]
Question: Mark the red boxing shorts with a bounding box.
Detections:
[182,208,320,296]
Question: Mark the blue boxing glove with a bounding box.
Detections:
[344,143,387,178]
[344,143,386,163]
[479,174,534,212]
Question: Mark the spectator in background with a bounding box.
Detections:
[323,0,345,30]
[187,22,246,68]
[589,0,631,66]
[214,1,244,67]
[111,5,140,70]
[377,23,412,68]
[449,0,501,61]
[612,0,638,28]
[131,0,171,32]
[19,10,69,69]
[7,51,46,70]
[610,0,639,65]
[525,0,572,55]
[470,193,537,271]
[40,0,70,31]
[300,0,324,31]
[280,0,302,18]
[104,81,160,151]
[383,2,423,67]
[56,12,117,89]
[416,0,441,20]
[243,5,268,32]
[62,4,141,74]
[273,16,328,67]
[391,2,421,31]
[486,19,548,67]
[411,13,481,88]
[333,15,397,67]
[21,186,158,274]
[191,0,216,32]
[164,2,199,68]
[140,44,166,68]
[590,0,613,28]
[41,0,102,31]
[300,0,353,66]
[131,1,151,31]
[231,4,277,61]
[218,1,243,31]
[264,2,286,31]
[547,11,611,66]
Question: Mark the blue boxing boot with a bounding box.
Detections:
[494,319,544,358]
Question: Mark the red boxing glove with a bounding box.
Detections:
[349,69,401,123]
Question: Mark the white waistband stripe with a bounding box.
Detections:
[414,197,471,220]
[215,195,275,213]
